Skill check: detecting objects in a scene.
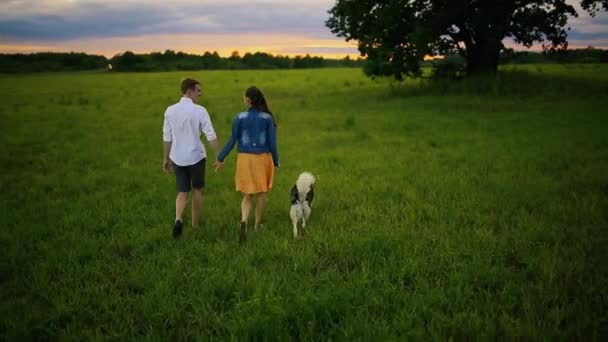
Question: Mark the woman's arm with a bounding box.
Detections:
[267,118,279,167]
[217,116,239,162]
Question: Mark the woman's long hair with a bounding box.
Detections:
[246,86,277,127]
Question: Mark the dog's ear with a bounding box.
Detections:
[290,185,299,204]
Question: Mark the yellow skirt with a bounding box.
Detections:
[235,153,275,194]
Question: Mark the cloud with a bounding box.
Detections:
[0,0,336,42]
[565,2,608,47]
[0,0,606,54]
[568,13,608,35]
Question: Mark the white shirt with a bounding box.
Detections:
[163,97,217,166]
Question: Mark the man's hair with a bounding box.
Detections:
[181,78,200,94]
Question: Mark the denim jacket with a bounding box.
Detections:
[217,108,279,166]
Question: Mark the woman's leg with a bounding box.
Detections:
[241,193,253,224]
[254,192,266,231]
[240,193,253,243]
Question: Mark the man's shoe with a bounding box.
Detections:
[239,221,247,244]
[173,220,183,238]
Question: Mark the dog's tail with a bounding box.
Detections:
[296,172,315,192]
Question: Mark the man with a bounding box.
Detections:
[163,78,220,237]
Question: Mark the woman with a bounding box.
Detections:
[215,86,279,243]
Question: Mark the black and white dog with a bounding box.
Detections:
[289,172,315,238]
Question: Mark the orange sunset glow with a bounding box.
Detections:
[0,33,361,59]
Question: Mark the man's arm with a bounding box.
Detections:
[200,110,223,167]
[208,139,225,172]
[163,141,172,173]
[208,139,220,156]
[162,110,173,173]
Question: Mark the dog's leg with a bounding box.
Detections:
[290,205,299,239]
[302,203,311,229]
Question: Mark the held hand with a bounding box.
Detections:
[213,160,224,173]
[163,159,173,174]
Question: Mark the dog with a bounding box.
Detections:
[289,172,315,238]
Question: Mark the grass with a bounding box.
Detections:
[1,64,607,340]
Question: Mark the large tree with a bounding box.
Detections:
[326,0,607,79]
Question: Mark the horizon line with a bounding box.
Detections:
[2,45,607,60]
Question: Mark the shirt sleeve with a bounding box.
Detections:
[162,108,172,142]
[200,108,217,141]
[267,118,279,167]
[217,115,239,162]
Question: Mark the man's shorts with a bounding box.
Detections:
[173,158,205,192]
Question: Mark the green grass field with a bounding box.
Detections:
[1,65,607,340]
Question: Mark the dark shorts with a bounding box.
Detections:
[173,158,205,192]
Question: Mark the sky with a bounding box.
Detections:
[0,0,607,58]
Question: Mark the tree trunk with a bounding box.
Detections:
[465,39,501,75]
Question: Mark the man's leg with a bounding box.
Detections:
[173,191,188,237]
[173,162,190,237]
[192,187,203,228]
[254,192,266,231]
[189,158,206,228]
[176,192,188,221]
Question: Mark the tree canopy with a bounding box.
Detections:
[326,0,608,79]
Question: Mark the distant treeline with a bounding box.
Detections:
[500,47,608,64]
[423,47,608,78]
[429,47,608,67]
[0,50,365,73]
[0,52,108,73]
[1,47,605,73]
